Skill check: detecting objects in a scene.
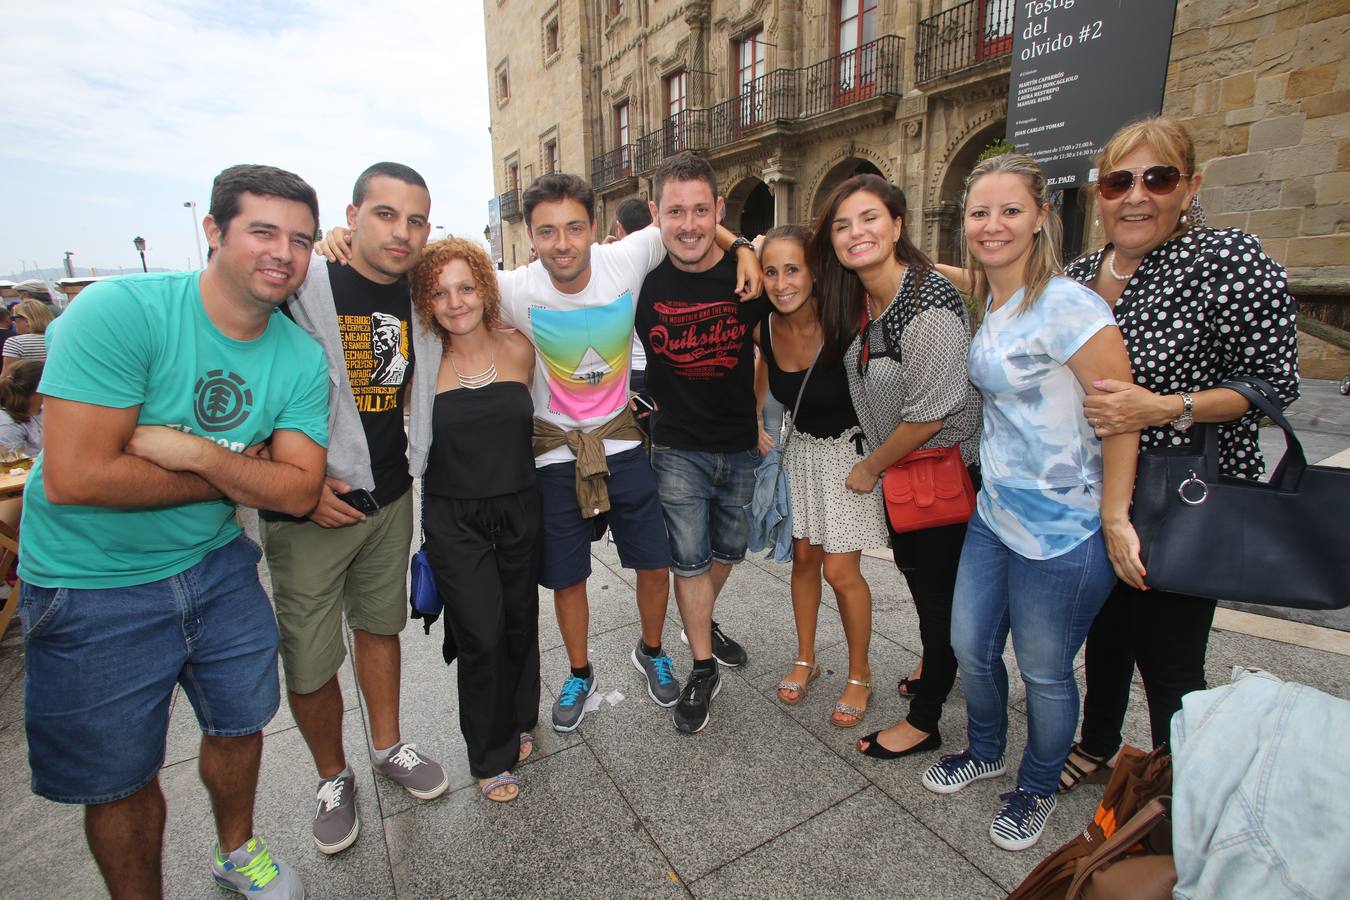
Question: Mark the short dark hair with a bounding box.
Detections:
[614,197,653,235]
[352,161,429,206]
[652,152,719,205]
[522,173,594,228]
[209,164,319,239]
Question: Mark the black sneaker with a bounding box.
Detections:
[679,620,748,667]
[672,666,722,734]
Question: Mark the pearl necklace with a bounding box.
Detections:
[448,351,497,389]
[1106,249,1134,282]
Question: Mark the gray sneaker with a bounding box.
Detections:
[552,671,597,732]
[372,742,449,800]
[630,643,680,707]
[212,834,305,898]
[312,772,359,855]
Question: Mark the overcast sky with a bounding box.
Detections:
[2,1,492,280]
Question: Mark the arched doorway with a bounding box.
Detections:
[935,120,1006,265]
[810,157,885,219]
[725,177,775,238]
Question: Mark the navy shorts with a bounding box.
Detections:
[22,536,280,805]
[536,446,671,590]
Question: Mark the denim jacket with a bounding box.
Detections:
[1172,667,1350,899]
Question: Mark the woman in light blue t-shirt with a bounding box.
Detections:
[919,154,1144,854]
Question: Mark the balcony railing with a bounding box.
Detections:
[915,0,1015,84]
[611,35,903,179]
[499,188,522,222]
[592,144,635,189]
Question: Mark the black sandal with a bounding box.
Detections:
[897,676,923,699]
[1058,741,1112,793]
[858,729,941,760]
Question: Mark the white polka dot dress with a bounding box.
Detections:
[1067,227,1300,479]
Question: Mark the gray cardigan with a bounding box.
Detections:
[288,256,441,488]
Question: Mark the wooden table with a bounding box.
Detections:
[0,467,27,637]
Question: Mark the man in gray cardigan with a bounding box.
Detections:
[261,162,446,856]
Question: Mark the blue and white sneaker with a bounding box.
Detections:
[630,642,680,707]
[551,671,597,733]
[990,788,1057,851]
[921,749,1007,794]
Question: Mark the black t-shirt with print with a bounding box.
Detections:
[328,260,414,506]
[635,252,769,452]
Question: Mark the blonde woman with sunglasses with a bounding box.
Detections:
[1057,116,1300,789]
[938,120,1300,789]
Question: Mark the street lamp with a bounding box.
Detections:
[133,236,147,272]
[184,201,205,269]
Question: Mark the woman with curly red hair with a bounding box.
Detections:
[409,237,541,803]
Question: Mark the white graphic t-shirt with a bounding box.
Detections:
[498,226,666,466]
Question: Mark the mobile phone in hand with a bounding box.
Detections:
[631,393,656,416]
[337,488,380,515]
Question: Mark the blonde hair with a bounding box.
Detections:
[12,299,54,334]
[1096,116,1198,239]
[962,153,1063,315]
[1096,116,1195,178]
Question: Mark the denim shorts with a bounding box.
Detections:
[536,446,671,590]
[22,535,281,805]
[650,446,759,576]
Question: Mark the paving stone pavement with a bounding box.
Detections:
[2,517,1347,899]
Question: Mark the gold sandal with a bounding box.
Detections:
[831,678,872,728]
[776,660,821,705]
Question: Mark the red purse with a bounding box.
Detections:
[881,444,976,533]
[857,302,976,534]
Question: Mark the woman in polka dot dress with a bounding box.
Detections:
[1060,117,1301,788]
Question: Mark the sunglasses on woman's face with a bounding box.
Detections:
[1096,165,1187,200]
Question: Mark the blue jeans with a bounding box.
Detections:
[950,510,1117,796]
[650,446,758,576]
[22,536,280,804]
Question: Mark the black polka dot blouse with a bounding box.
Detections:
[1067,227,1300,480]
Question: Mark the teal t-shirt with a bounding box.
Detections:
[19,271,330,589]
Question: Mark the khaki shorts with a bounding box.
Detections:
[261,487,413,694]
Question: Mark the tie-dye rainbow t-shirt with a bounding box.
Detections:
[497,226,667,466]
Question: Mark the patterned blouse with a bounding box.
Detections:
[844,267,982,466]
[1066,227,1300,480]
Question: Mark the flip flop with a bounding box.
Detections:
[518,732,534,764]
[479,772,520,803]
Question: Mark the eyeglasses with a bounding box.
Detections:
[1096,165,1188,200]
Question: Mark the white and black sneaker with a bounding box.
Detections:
[672,666,722,733]
[679,620,748,667]
[990,788,1057,851]
[921,749,1007,794]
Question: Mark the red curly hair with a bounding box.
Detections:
[408,237,502,346]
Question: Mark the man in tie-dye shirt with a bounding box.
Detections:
[497,173,760,734]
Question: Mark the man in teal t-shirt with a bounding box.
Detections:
[19,165,329,900]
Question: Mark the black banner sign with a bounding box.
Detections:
[1009,0,1179,188]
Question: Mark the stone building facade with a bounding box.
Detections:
[483,0,1348,371]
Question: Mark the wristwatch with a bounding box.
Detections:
[1170,392,1194,432]
[729,236,754,255]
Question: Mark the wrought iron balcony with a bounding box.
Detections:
[591,144,636,189]
[915,0,1015,84]
[623,35,904,176]
[499,188,522,222]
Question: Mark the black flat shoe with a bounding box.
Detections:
[897,676,923,699]
[857,729,941,760]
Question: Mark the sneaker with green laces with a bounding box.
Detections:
[211,834,304,898]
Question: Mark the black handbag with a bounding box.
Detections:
[1130,377,1349,610]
